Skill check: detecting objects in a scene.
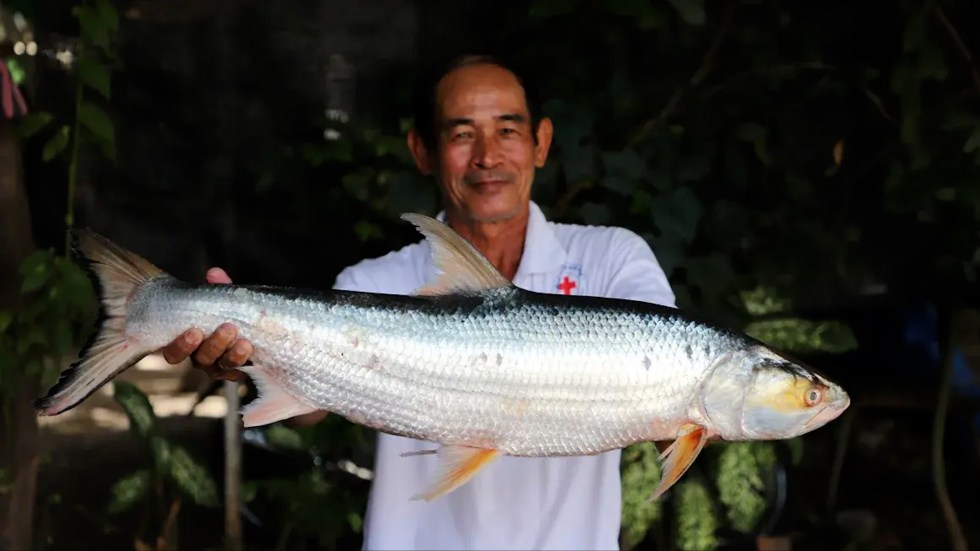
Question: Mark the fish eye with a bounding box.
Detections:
[804,387,823,407]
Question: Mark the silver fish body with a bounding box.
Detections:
[129,278,746,457]
[36,213,849,501]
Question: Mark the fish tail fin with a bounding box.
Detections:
[35,229,166,416]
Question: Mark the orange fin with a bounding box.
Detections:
[410,445,499,501]
[238,364,318,427]
[649,423,708,501]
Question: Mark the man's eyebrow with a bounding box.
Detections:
[497,113,527,123]
[442,117,474,129]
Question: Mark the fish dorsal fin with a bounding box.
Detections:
[401,213,512,296]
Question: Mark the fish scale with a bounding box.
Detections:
[124,280,727,456]
[36,213,849,502]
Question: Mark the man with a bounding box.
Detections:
[162,55,676,550]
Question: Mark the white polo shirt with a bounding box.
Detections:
[333,201,676,551]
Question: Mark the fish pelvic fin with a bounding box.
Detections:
[400,213,513,295]
[35,229,166,416]
[238,364,318,427]
[648,423,708,502]
[409,445,500,501]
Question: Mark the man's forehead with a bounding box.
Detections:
[435,64,530,119]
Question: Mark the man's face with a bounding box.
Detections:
[410,63,553,223]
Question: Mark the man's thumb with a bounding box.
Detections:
[206,267,232,285]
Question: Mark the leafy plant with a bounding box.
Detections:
[107,382,219,550]
[0,251,97,407]
[1,0,120,400]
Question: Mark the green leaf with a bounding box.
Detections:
[50,318,74,355]
[963,126,980,154]
[42,126,71,162]
[151,436,172,471]
[112,381,157,437]
[17,112,54,139]
[650,186,703,244]
[342,169,374,201]
[96,0,120,32]
[75,5,110,51]
[107,469,153,514]
[20,251,53,293]
[79,57,111,99]
[0,310,12,333]
[686,253,735,304]
[740,285,794,316]
[716,442,772,533]
[620,443,662,548]
[668,0,706,26]
[265,424,304,450]
[385,170,436,215]
[354,220,383,242]
[743,318,858,354]
[167,445,220,507]
[79,102,115,146]
[675,477,718,550]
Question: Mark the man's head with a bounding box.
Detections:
[408,55,553,224]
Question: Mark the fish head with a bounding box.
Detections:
[698,346,849,440]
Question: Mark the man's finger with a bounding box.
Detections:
[193,323,238,367]
[218,339,254,369]
[162,328,204,364]
[206,267,232,285]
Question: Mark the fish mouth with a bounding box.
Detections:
[801,393,850,432]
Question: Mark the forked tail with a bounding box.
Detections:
[35,229,166,416]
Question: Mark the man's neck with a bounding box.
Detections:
[445,207,529,281]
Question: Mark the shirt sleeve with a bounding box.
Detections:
[602,228,677,308]
[333,265,374,293]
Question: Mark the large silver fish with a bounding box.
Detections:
[36,213,850,501]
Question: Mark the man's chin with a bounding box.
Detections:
[464,203,525,223]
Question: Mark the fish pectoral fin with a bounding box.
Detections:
[238,364,318,427]
[649,423,708,501]
[410,445,500,502]
[400,213,513,295]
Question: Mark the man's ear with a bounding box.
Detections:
[534,117,554,168]
[407,130,433,175]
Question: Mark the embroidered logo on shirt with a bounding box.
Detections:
[557,264,584,295]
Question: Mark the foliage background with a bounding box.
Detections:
[2,0,978,549]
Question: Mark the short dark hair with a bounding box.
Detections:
[410,54,544,151]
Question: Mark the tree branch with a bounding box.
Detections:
[627,0,737,147]
[934,5,980,95]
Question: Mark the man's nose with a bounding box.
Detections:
[472,133,502,168]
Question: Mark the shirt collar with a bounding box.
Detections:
[434,201,567,277]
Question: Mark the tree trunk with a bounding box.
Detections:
[0,119,39,551]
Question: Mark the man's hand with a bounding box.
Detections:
[160,267,251,382]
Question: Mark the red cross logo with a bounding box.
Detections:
[558,275,577,295]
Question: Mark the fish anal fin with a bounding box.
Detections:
[410,445,499,501]
[238,364,318,427]
[649,423,708,501]
[400,213,512,295]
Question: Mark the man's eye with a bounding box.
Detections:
[500,128,517,136]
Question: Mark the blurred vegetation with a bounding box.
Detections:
[3,0,978,549]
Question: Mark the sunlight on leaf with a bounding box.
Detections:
[112,381,157,438]
[675,477,717,550]
[167,445,220,508]
[108,469,153,514]
[744,318,858,354]
[620,443,662,549]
